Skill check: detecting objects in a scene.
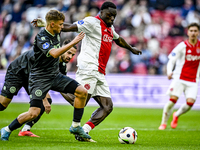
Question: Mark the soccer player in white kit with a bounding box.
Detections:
[31,1,142,141]
[158,22,200,130]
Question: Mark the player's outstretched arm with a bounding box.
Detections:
[31,18,78,32]
[114,36,142,55]
[50,32,85,58]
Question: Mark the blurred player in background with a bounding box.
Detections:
[159,22,200,130]
[0,10,91,141]
[32,1,142,141]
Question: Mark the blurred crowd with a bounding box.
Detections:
[0,0,199,75]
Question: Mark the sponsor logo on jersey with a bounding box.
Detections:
[84,84,90,90]
[171,52,176,56]
[78,20,84,25]
[41,37,46,40]
[187,49,192,53]
[3,86,6,90]
[35,89,42,97]
[103,34,112,42]
[43,42,50,49]
[186,54,200,61]
[10,86,16,94]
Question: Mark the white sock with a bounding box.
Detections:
[72,121,80,127]
[5,126,11,132]
[175,103,191,117]
[82,124,92,134]
[161,101,175,124]
[21,124,31,132]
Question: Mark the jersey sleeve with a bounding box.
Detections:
[36,34,55,57]
[167,42,186,75]
[111,26,119,40]
[74,17,95,34]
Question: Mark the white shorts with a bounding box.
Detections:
[166,79,198,100]
[76,69,111,98]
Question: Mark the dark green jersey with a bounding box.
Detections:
[31,28,61,77]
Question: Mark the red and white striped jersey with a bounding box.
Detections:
[75,15,119,75]
[167,40,200,83]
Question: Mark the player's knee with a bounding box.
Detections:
[187,99,195,107]
[28,110,40,120]
[76,86,88,100]
[105,104,113,114]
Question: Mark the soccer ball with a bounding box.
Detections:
[118,127,137,144]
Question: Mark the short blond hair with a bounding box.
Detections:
[45,10,65,25]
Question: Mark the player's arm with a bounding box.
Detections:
[49,32,85,58]
[31,18,78,32]
[167,42,184,80]
[114,37,142,55]
[43,93,52,114]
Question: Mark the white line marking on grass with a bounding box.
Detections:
[33,127,200,131]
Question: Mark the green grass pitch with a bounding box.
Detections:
[0,103,200,150]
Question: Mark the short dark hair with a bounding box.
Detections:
[100,1,116,10]
[45,10,65,24]
[187,22,200,30]
[62,39,77,49]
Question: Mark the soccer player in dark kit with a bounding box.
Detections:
[1,9,91,141]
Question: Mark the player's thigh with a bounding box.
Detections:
[166,80,184,98]
[76,72,98,95]
[51,74,79,94]
[92,74,111,98]
[1,80,23,99]
[185,84,198,100]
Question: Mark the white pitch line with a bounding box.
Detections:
[31,127,200,131]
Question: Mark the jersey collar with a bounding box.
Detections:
[45,28,55,37]
[95,15,109,28]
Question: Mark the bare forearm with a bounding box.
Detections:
[62,23,78,32]
[115,36,133,50]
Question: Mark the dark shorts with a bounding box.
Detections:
[1,70,29,99]
[29,73,79,101]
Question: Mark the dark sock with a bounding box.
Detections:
[8,118,22,131]
[73,108,84,122]
[0,103,6,111]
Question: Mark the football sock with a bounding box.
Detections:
[72,121,81,127]
[5,126,11,132]
[0,103,6,111]
[175,103,193,117]
[21,124,31,132]
[8,118,22,131]
[73,108,84,122]
[83,123,93,133]
[161,100,175,124]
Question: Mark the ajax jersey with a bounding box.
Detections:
[75,15,119,75]
[168,40,200,83]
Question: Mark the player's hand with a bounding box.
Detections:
[167,73,173,80]
[73,32,85,44]
[43,99,51,114]
[31,18,46,27]
[130,47,142,55]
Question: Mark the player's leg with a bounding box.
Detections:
[51,74,91,140]
[0,95,12,111]
[1,100,42,141]
[159,80,183,130]
[171,84,197,129]
[19,94,52,137]
[82,96,113,133]
[159,95,178,130]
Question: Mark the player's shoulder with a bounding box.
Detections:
[82,16,99,24]
[174,41,186,50]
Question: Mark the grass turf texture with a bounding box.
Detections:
[0,103,200,150]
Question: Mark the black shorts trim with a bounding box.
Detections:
[64,80,79,94]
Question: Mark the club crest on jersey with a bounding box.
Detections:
[41,37,45,40]
[78,20,84,25]
[43,42,50,49]
[197,48,200,53]
[84,84,90,90]
[171,52,176,56]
